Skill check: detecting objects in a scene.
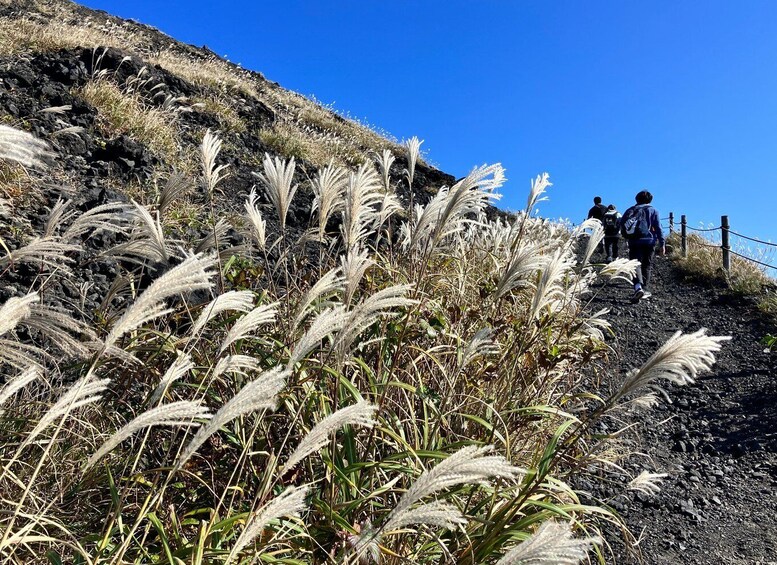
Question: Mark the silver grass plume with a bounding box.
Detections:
[0,367,40,409]
[0,293,39,336]
[84,400,211,470]
[190,290,255,339]
[355,445,521,555]
[225,485,309,565]
[43,198,76,238]
[493,243,546,301]
[0,237,80,272]
[174,367,288,470]
[495,520,600,565]
[341,248,374,305]
[579,218,605,267]
[148,353,194,406]
[404,136,423,189]
[528,248,575,321]
[599,257,640,282]
[460,328,500,371]
[201,129,228,195]
[615,329,730,403]
[0,339,48,371]
[108,200,173,265]
[408,163,504,253]
[255,153,298,232]
[579,308,612,342]
[375,149,396,193]
[341,162,383,253]
[21,376,110,451]
[219,302,278,354]
[288,306,348,369]
[104,253,216,349]
[23,304,98,359]
[292,267,345,331]
[195,218,231,254]
[627,470,668,496]
[334,284,416,363]
[284,400,377,470]
[525,172,551,214]
[213,354,261,380]
[311,162,347,242]
[0,124,52,169]
[157,171,191,215]
[244,188,267,251]
[62,202,132,242]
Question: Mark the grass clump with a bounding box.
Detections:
[75,77,180,164]
[669,231,773,295]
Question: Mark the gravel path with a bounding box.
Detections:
[590,253,777,564]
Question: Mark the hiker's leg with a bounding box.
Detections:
[628,243,644,288]
[604,238,612,259]
[642,244,656,288]
[612,237,619,259]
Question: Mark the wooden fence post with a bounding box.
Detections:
[681,215,687,257]
[669,212,674,233]
[721,215,730,271]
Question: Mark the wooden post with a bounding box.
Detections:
[681,215,687,258]
[721,215,730,271]
[669,212,674,233]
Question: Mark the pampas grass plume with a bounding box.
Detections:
[284,400,377,470]
[226,485,309,564]
[85,400,210,470]
[495,520,600,565]
[174,367,288,470]
[104,253,215,349]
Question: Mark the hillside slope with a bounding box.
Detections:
[589,255,777,563]
[1,0,453,229]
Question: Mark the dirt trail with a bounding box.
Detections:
[588,254,777,564]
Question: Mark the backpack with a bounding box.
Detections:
[621,205,652,239]
[603,212,619,235]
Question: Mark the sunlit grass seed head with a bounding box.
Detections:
[495,520,600,565]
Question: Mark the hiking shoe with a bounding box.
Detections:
[631,288,645,303]
[641,291,652,300]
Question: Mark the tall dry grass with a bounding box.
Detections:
[0,121,730,565]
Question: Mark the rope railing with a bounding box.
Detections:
[727,248,777,271]
[727,230,777,248]
[670,212,776,274]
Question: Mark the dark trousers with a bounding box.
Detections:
[628,241,656,288]
[604,236,620,259]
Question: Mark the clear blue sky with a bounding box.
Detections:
[81,0,777,250]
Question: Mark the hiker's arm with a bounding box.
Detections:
[653,209,665,253]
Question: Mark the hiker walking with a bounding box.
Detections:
[587,196,607,253]
[587,196,607,223]
[620,190,665,302]
[602,204,621,262]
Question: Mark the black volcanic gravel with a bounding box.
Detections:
[588,252,777,564]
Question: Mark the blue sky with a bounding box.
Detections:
[81,0,777,253]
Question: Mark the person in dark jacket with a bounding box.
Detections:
[620,190,665,302]
[602,204,621,262]
[587,196,607,223]
[587,196,608,254]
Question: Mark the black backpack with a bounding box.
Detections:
[621,205,651,239]
[603,212,619,235]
